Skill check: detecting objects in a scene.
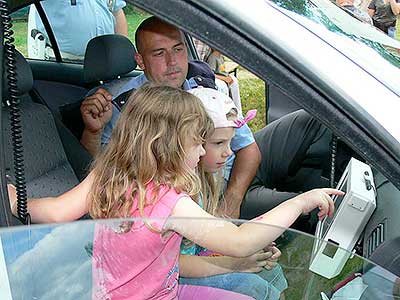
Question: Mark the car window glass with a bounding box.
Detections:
[11,3,149,63]
[10,7,29,57]
[269,0,400,68]
[1,219,398,299]
[192,37,266,132]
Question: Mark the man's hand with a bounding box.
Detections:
[80,88,113,134]
[80,88,113,156]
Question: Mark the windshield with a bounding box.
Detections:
[0,219,398,299]
[270,0,400,68]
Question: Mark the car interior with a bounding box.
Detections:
[1,0,400,285]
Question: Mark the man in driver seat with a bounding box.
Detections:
[79,16,329,222]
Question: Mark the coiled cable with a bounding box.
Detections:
[0,1,30,224]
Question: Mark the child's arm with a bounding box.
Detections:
[7,172,93,223]
[179,249,278,278]
[166,188,341,257]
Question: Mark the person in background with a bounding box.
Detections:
[336,0,373,24]
[193,37,211,61]
[192,38,242,112]
[205,48,243,115]
[28,0,128,59]
[395,7,400,39]
[368,0,400,36]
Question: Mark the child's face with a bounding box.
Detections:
[184,139,206,170]
[202,127,234,173]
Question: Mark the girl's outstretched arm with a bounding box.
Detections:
[166,188,341,258]
[8,172,93,223]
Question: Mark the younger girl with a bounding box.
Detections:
[179,87,287,300]
[8,84,341,300]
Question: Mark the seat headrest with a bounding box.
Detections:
[84,34,137,83]
[2,50,33,99]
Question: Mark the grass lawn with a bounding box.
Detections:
[10,20,28,56]
[236,69,266,132]
[278,232,365,299]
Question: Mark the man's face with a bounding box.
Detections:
[135,26,188,88]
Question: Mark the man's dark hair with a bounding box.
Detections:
[135,16,180,53]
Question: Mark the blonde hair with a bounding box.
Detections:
[197,164,225,216]
[88,84,214,220]
[199,106,239,217]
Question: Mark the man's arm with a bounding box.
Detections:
[113,9,128,36]
[80,88,113,156]
[224,142,261,218]
[80,128,103,157]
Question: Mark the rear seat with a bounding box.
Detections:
[2,50,91,199]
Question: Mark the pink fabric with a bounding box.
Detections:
[234,109,257,128]
[178,285,254,299]
[93,184,186,300]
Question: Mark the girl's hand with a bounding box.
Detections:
[295,188,344,220]
[231,250,276,273]
[264,242,281,270]
[7,183,18,216]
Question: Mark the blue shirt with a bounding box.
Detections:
[100,73,255,180]
[35,0,126,56]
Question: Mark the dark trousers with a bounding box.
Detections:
[241,110,331,219]
[372,19,396,34]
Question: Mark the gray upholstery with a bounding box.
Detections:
[84,34,137,83]
[2,50,89,198]
[2,51,33,99]
[2,95,79,198]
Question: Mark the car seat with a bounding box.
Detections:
[60,34,137,140]
[2,50,91,201]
